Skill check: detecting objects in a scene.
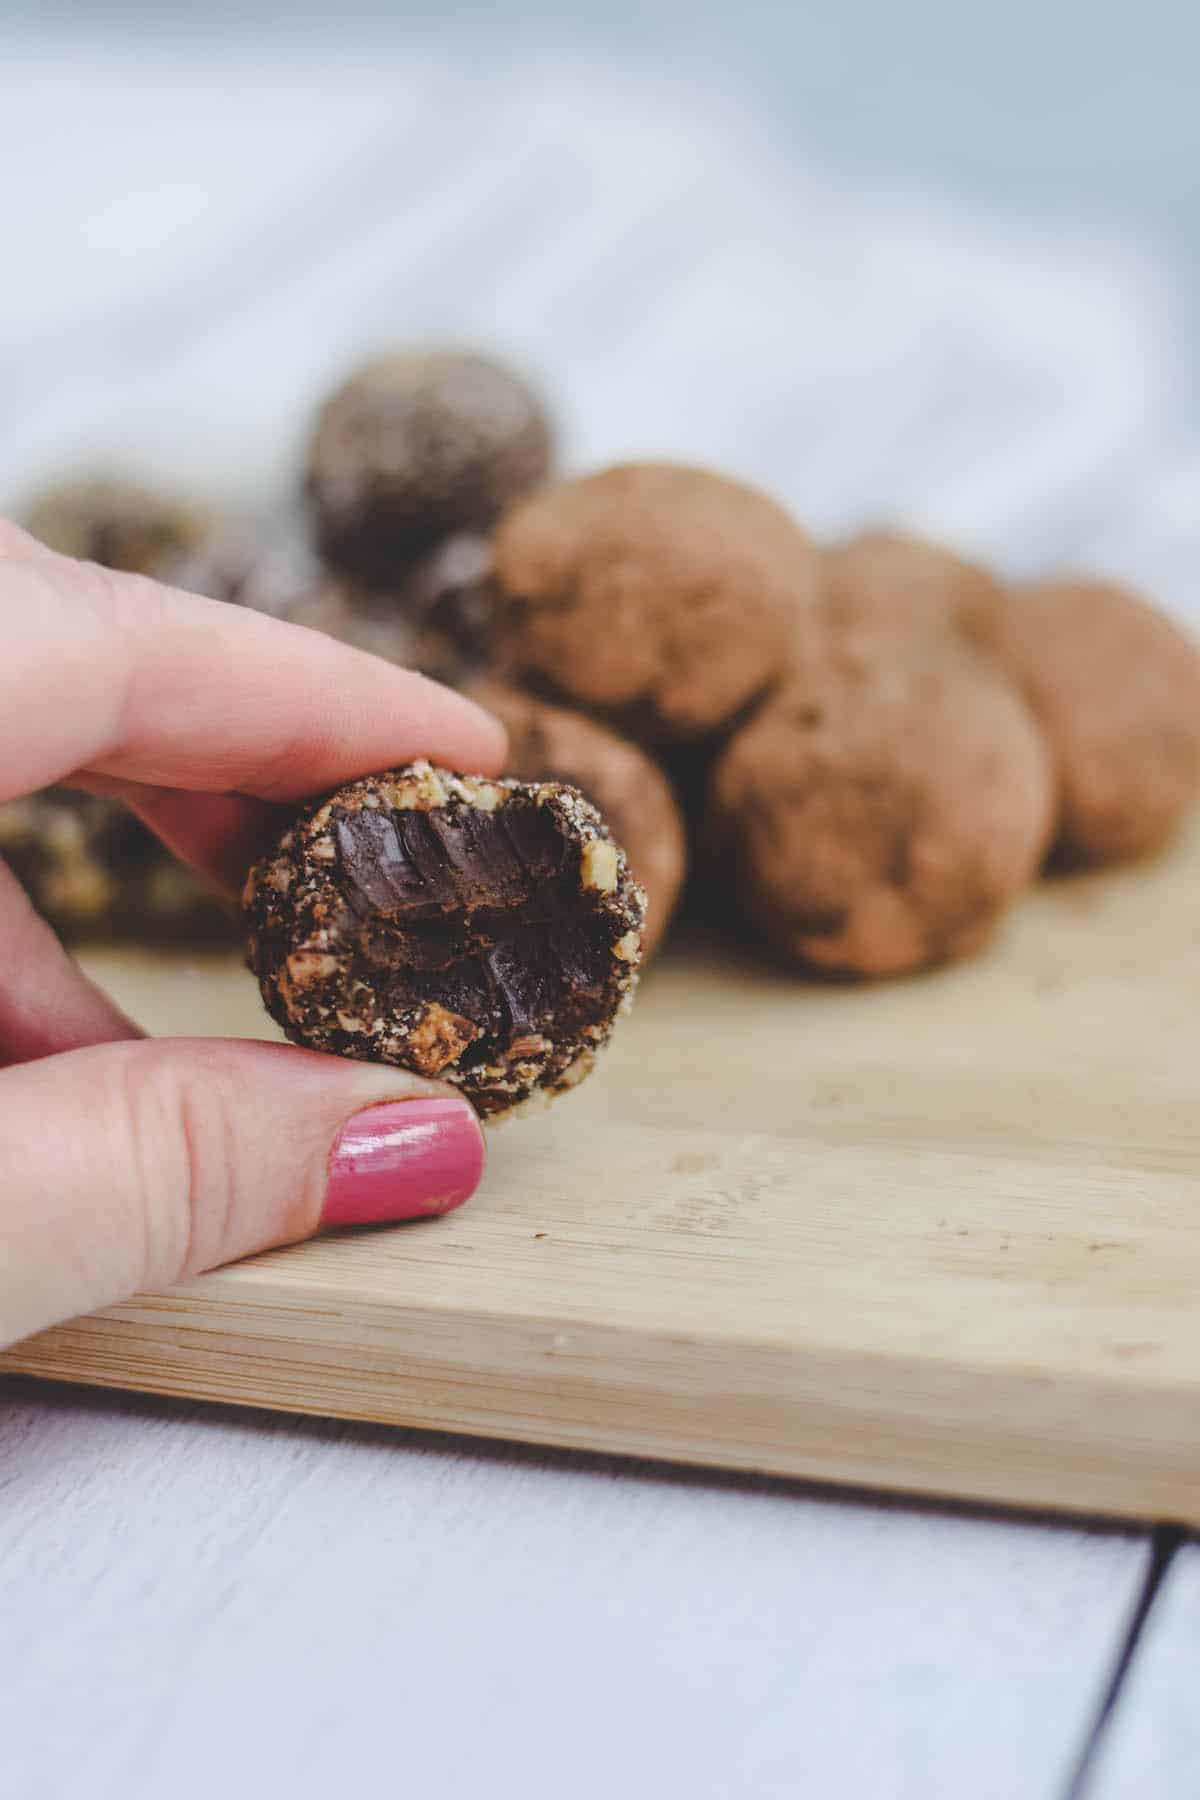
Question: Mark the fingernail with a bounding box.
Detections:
[323,1098,485,1227]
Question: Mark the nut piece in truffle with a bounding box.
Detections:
[0,788,233,946]
[819,530,1003,650]
[471,682,687,957]
[979,577,1200,865]
[22,477,214,577]
[707,642,1055,977]
[490,462,813,744]
[243,761,645,1118]
[306,350,554,581]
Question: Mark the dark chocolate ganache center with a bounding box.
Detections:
[332,799,615,1049]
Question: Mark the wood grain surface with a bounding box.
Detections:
[6,831,1200,1522]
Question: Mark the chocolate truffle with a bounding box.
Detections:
[307,350,553,581]
[21,477,213,577]
[489,463,812,743]
[472,683,687,957]
[285,591,476,692]
[819,530,1002,649]
[708,641,1055,977]
[387,533,497,679]
[167,522,327,617]
[172,523,494,690]
[980,577,1200,864]
[243,761,645,1118]
[313,534,497,688]
[0,789,233,946]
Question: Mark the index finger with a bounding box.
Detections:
[0,537,507,804]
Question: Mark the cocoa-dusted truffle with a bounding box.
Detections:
[819,530,1002,649]
[708,642,1054,977]
[0,789,232,946]
[22,477,213,577]
[490,463,812,744]
[243,761,645,1118]
[980,577,1200,864]
[307,351,553,581]
[472,683,687,958]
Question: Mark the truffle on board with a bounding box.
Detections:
[472,682,687,958]
[979,577,1200,865]
[21,477,214,578]
[166,522,328,617]
[818,529,1002,650]
[0,789,233,946]
[243,761,645,1118]
[489,462,812,744]
[707,641,1055,977]
[306,350,553,582]
[172,523,495,690]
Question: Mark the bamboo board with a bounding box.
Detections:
[7,835,1200,1523]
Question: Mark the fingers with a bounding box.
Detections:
[0,1038,486,1350]
[0,538,507,805]
[89,779,282,895]
[0,861,141,1066]
[0,519,57,561]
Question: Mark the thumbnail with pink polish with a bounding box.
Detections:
[323,1098,484,1227]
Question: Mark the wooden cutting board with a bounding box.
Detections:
[6,833,1200,1524]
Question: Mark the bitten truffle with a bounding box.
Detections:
[489,463,812,743]
[708,641,1055,976]
[471,683,687,957]
[819,530,1002,649]
[0,789,233,945]
[243,761,645,1118]
[306,350,553,581]
[22,477,213,577]
[980,577,1200,864]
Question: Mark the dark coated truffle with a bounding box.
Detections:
[167,522,328,617]
[708,640,1055,977]
[172,523,495,690]
[21,477,214,578]
[306,350,553,582]
[471,683,687,958]
[489,462,812,744]
[979,577,1200,864]
[243,761,645,1118]
[0,789,233,946]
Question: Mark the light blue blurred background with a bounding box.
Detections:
[4,0,1198,605]
[13,0,1200,255]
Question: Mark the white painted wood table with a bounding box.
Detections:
[0,1379,1157,1800]
[4,16,1200,1797]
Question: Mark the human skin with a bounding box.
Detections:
[0,521,506,1350]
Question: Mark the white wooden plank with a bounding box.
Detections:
[0,1381,1148,1800]
[1087,1543,1200,1797]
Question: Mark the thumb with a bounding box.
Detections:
[0,1038,485,1349]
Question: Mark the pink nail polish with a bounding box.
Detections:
[323,1098,484,1227]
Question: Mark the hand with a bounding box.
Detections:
[0,522,506,1350]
